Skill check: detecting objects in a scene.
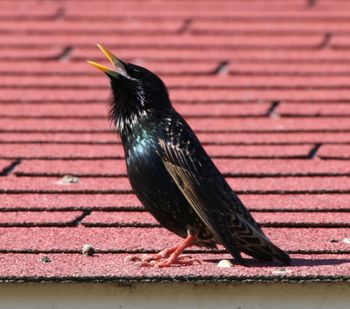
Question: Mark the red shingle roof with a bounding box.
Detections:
[0,0,350,283]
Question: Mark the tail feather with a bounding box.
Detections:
[238,239,291,264]
[228,213,291,265]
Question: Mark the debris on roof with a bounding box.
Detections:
[0,0,350,282]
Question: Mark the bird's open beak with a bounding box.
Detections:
[87,44,127,78]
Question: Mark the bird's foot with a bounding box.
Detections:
[125,246,177,265]
[125,233,199,267]
[141,245,179,262]
[152,254,201,268]
[125,253,200,267]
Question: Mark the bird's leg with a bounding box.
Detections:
[153,233,200,268]
[126,233,201,267]
[125,246,178,265]
[125,244,180,264]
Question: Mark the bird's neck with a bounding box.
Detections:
[115,108,147,135]
[115,106,162,149]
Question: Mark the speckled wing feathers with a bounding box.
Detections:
[159,139,291,264]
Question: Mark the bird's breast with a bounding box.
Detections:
[124,133,163,185]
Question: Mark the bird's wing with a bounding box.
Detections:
[159,139,290,264]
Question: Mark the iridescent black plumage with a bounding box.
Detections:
[89,46,291,266]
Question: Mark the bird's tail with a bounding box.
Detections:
[238,236,291,265]
[224,214,291,265]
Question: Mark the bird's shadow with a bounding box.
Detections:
[204,257,350,267]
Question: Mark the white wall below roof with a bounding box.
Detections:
[0,282,350,309]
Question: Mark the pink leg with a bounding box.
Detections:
[154,234,200,268]
[126,244,179,263]
[126,234,201,267]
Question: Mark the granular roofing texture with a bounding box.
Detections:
[0,0,350,283]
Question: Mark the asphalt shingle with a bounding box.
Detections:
[0,0,350,283]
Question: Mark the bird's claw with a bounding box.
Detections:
[125,235,199,267]
[153,255,201,268]
[125,254,201,267]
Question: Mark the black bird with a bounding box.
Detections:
[88,45,291,267]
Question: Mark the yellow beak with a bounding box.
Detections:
[87,44,126,78]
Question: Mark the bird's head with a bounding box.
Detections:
[88,44,171,132]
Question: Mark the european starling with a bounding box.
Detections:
[88,45,291,267]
